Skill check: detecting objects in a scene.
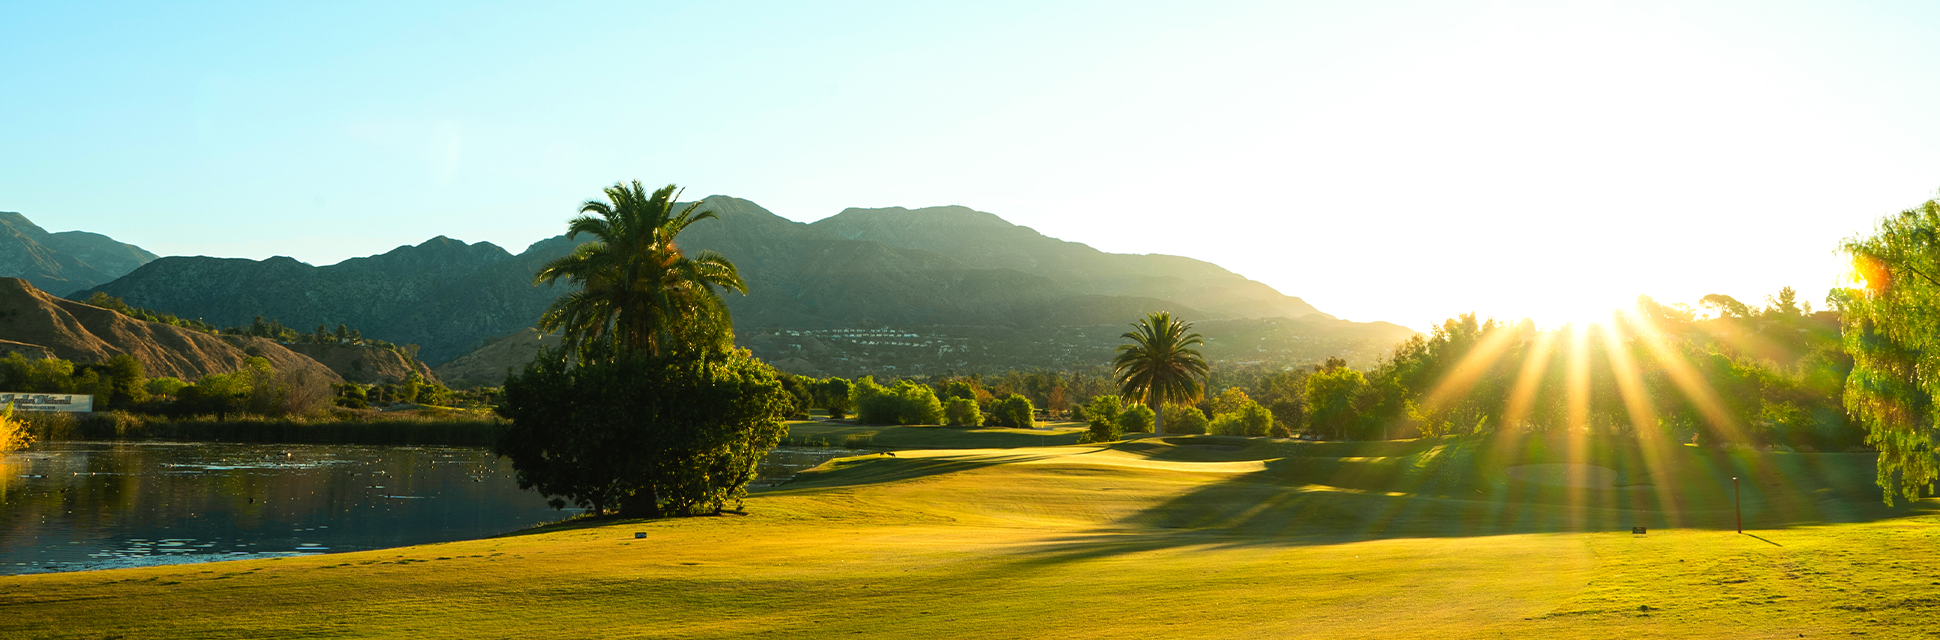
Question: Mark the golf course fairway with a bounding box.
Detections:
[4,432,1937,638]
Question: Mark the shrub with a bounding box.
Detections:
[992,394,1035,429]
[818,377,852,419]
[1209,400,1275,437]
[146,377,188,398]
[1164,404,1209,435]
[1117,404,1155,434]
[853,377,945,425]
[1079,395,1124,443]
[1268,398,1305,435]
[945,397,982,427]
[0,402,31,452]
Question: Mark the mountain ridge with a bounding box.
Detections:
[0,212,159,296]
[74,196,1408,369]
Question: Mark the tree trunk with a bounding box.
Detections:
[1151,390,1165,437]
[620,482,661,518]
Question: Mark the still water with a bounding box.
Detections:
[0,442,566,575]
[0,442,863,575]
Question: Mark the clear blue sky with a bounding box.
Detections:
[5,1,1938,329]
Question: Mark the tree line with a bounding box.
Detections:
[0,351,331,419]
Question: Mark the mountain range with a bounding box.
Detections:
[1,199,1414,381]
[0,212,158,296]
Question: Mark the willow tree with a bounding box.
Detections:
[1112,311,1209,436]
[1841,195,1940,505]
[534,181,747,360]
[499,182,787,519]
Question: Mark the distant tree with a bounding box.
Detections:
[1112,311,1210,436]
[176,371,251,421]
[1078,395,1124,443]
[1163,404,1209,435]
[336,324,350,343]
[1699,294,1753,319]
[1306,359,1369,440]
[145,377,188,399]
[852,377,945,425]
[1117,404,1156,435]
[942,380,981,403]
[992,394,1035,429]
[1267,398,1305,435]
[335,383,370,409]
[1765,286,1804,318]
[1388,314,1514,437]
[1250,370,1309,410]
[945,397,983,427]
[1209,400,1274,437]
[1207,388,1254,419]
[103,354,148,407]
[533,181,746,360]
[1839,194,1940,504]
[818,377,853,419]
[777,375,814,419]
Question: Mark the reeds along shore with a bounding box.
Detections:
[19,410,502,447]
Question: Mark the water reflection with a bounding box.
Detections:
[754,447,870,487]
[0,443,872,575]
[0,442,564,575]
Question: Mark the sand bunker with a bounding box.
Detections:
[1504,463,1619,489]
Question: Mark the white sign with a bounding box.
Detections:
[0,393,93,413]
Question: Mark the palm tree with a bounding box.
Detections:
[534,181,747,360]
[1112,311,1209,436]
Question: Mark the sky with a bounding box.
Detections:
[4,0,1938,331]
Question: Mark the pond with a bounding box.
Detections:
[0,442,868,576]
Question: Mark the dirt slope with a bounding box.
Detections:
[0,277,341,382]
[283,343,440,386]
[432,328,561,387]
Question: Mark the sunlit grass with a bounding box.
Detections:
[2,434,1934,638]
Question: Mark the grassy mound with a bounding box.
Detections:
[3,433,1936,638]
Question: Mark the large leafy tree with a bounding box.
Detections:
[535,181,747,360]
[495,349,789,517]
[498,181,789,519]
[1112,311,1209,436]
[1839,195,1940,504]
[1305,358,1368,440]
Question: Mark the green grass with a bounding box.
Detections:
[3,432,1937,638]
[782,419,1089,448]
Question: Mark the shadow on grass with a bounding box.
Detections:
[765,450,1051,492]
[977,435,1934,569]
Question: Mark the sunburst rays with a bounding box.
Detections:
[1389,298,1832,528]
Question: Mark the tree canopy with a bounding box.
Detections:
[495,348,789,517]
[534,181,746,360]
[1839,195,1940,504]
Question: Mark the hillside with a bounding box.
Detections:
[0,278,340,382]
[281,343,440,386]
[0,212,158,296]
[79,196,1413,369]
[430,328,558,388]
[811,205,1329,321]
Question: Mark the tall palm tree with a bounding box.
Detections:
[534,181,747,360]
[1112,311,1209,436]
